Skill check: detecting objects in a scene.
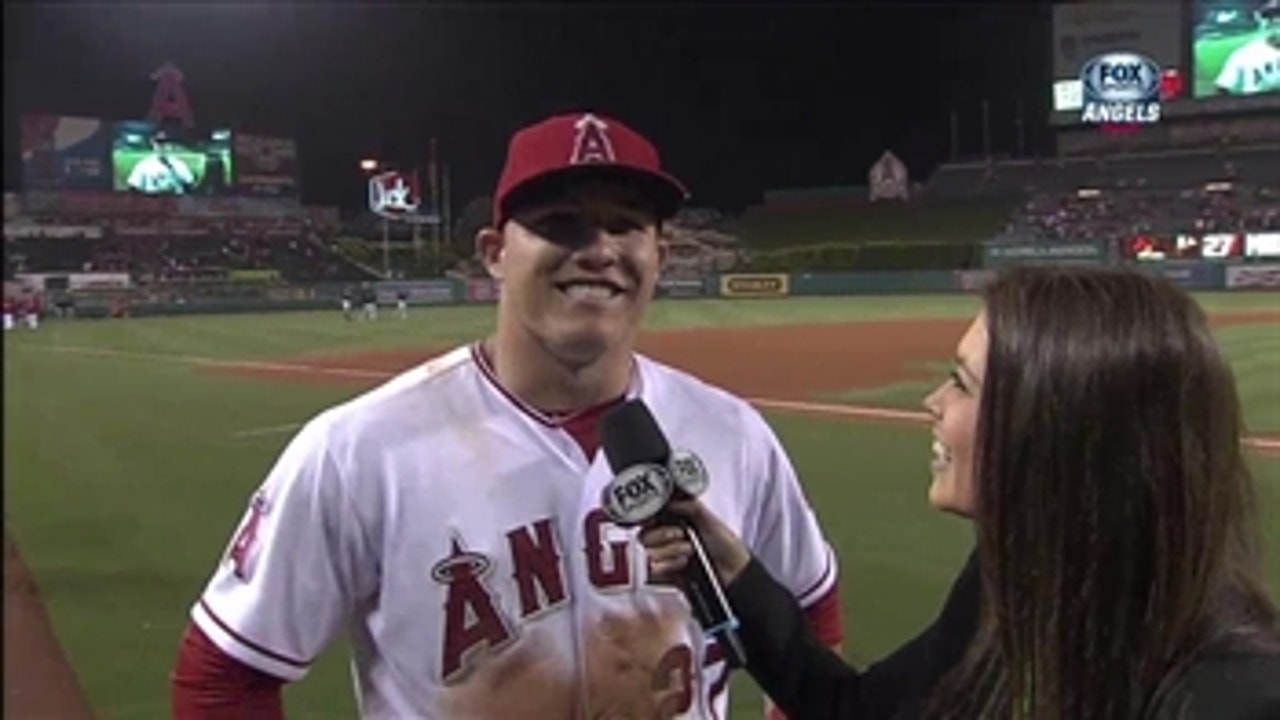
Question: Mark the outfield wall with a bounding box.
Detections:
[36,258,1278,319]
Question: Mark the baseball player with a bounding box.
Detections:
[396,289,409,319]
[171,112,843,719]
[341,286,354,321]
[1215,1,1280,95]
[126,134,198,195]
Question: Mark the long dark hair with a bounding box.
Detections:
[924,266,1277,719]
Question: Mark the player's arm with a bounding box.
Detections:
[738,409,845,719]
[171,417,377,719]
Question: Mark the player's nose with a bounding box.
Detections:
[571,230,621,268]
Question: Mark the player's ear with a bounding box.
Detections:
[476,226,506,280]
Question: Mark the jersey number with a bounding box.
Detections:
[651,643,694,719]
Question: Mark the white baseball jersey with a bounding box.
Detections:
[1215,36,1280,96]
[192,343,838,719]
[126,153,196,194]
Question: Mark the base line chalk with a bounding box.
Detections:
[32,344,1280,452]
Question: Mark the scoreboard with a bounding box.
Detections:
[1123,231,1280,260]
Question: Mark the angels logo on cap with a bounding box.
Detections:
[491,111,690,227]
[570,114,616,165]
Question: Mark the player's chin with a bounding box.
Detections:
[544,324,623,363]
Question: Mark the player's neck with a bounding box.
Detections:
[481,331,632,412]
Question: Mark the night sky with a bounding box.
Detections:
[3,2,1056,213]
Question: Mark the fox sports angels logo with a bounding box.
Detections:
[1080,51,1163,125]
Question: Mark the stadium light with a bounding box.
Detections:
[359,158,379,173]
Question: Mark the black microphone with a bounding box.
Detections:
[598,399,747,669]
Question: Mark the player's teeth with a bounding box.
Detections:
[565,284,614,300]
[932,440,951,464]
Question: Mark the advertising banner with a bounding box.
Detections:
[954,269,997,292]
[229,269,282,283]
[173,196,302,218]
[21,114,112,191]
[1139,261,1224,290]
[719,273,790,298]
[657,277,706,298]
[48,190,177,216]
[982,241,1109,267]
[4,224,104,240]
[466,278,501,302]
[113,219,209,237]
[1225,264,1280,289]
[233,134,299,198]
[16,272,132,291]
[375,280,456,305]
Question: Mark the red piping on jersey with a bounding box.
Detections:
[796,550,837,608]
[199,599,309,669]
[469,342,639,428]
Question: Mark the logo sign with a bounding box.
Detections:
[668,449,709,499]
[601,464,673,526]
[720,274,790,298]
[1080,52,1162,125]
[368,171,421,218]
[1226,265,1280,290]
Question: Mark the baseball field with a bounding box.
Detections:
[5,292,1278,718]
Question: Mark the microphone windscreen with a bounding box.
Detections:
[600,399,670,474]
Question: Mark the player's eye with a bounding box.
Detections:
[949,369,968,394]
[600,215,645,235]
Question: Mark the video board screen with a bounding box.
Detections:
[111,121,233,195]
[1192,1,1280,98]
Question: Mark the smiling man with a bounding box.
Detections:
[172,112,843,719]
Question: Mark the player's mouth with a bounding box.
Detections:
[930,437,952,472]
[554,279,626,303]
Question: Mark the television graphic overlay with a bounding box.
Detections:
[1079,52,1164,124]
[20,115,112,191]
[1193,0,1280,97]
[111,121,233,195]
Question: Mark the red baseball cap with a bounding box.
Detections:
[492,112,689,227]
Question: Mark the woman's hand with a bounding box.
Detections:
[639,499,752,586]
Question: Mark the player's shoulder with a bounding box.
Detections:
[635,354,779,441]
[303,344,479,449]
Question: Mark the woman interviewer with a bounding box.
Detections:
[643,266,1280,719]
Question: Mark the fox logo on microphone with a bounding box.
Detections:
[601,464,673,526]
[1079,51,1162,125]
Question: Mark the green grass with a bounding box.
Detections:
[4,292,1278,719]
